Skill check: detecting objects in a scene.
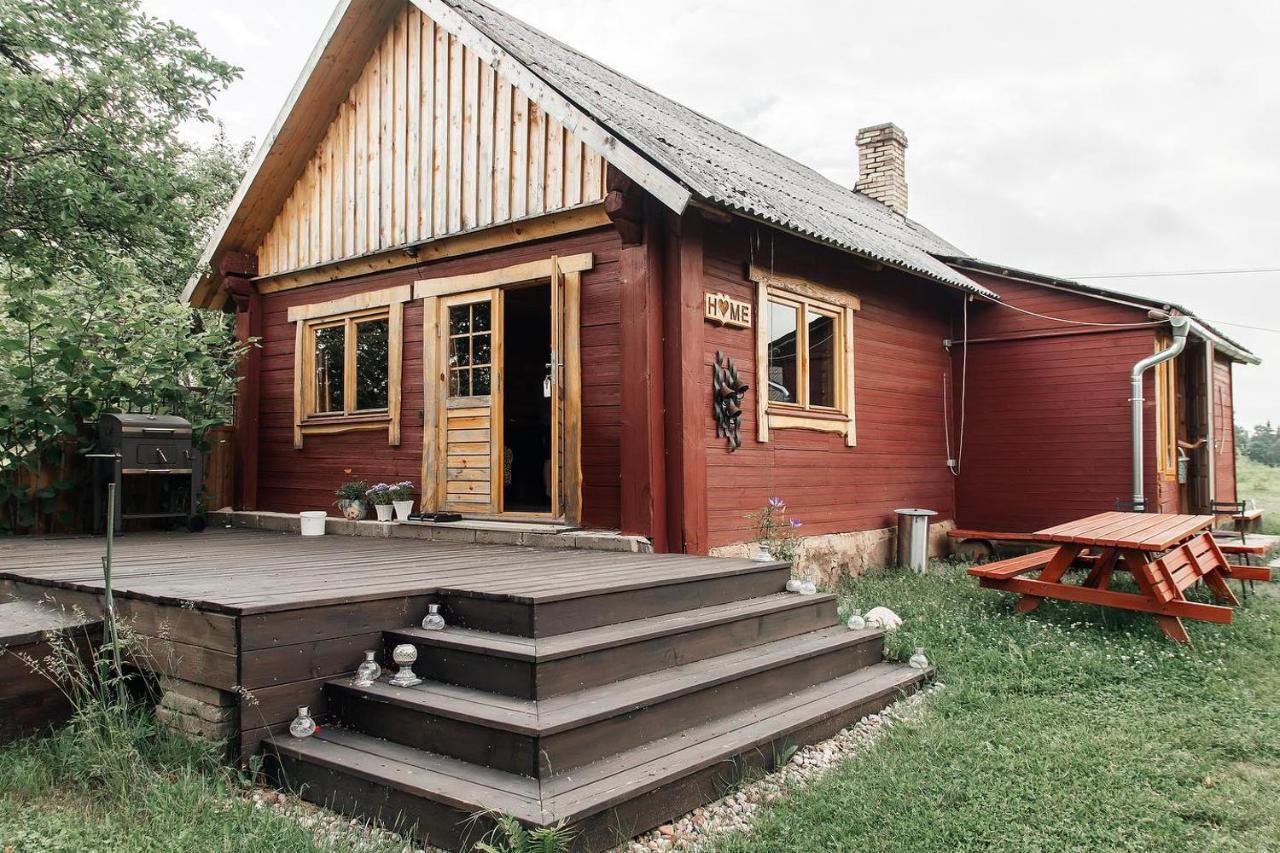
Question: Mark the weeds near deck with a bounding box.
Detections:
[469,810,576,853]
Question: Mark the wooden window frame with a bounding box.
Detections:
[749,266,858,446]
[1155,333,1178,478]
[287,285,411,449]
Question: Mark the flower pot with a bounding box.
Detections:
[300,511,327,536]
[374,503,394,522]
[337,499,367,521]
[393,500,415,521]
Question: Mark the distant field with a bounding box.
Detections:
[1235,454,1280,535]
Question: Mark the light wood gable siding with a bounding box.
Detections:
[256,3,608,279]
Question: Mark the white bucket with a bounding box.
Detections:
[300,511,327,537]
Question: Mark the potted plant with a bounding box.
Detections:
[366,483,394,522]
[335,480,369,520]
[390,481,416,521]
[748,496,804,577]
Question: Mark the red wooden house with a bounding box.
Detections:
[185,0,1257,564]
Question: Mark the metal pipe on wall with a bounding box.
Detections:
[1130,315,1190,506]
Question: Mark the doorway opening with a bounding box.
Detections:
[502,283,553,514]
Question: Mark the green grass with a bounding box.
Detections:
[0,632,407,853]
[710,563,1280,853]
[1235,454,1280,535]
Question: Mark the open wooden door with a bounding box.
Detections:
[439,289,503,514]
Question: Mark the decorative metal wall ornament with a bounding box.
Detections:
[712,351,750,452]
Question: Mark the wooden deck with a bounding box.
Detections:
[0,529,926,851]
[0,528,768,615]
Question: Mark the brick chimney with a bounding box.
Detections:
[856,123,909,215]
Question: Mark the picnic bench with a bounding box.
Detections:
[968,512,1242,644]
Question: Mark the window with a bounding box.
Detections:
[307,311,391,417]
[750,266,858,446]
[1155,334,1178,478]
[287,285,410,449]
[447,300,493,397]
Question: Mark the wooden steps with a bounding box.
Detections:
[386,593,839,698]
[267,662,925,852]
[329,626,884,776]
[263,560,928,851]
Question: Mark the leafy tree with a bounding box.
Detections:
[1245,422,1280,468]
[0,0,246,532]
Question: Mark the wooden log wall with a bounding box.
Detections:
[257,3,608,278]
[952,272,1160,532]
[699,220,958,550]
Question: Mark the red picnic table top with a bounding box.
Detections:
[970,511,1235,644]
[1029,511,1215,551]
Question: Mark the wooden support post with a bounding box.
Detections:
[618,197,668,550]
[661,210,708,554]
[222,254,261,511]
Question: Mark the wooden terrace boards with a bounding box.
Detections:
[0,528,928,850]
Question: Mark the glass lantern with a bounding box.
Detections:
[353,650,381,686]
[846,609,866,631]
[389,643,423,687]
[289,705,317,739]
[908,647,929,670]
[798,577,817,596]
[421,604,446,631]
[785,577,803,593]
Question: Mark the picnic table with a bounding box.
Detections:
[969,511,1239,643]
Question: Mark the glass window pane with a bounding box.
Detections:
[450,369,470,397]
[767,301,798,404]
[313,325,345,413]
[807,309,837,408]
[472,301,491,332]
[450,336,470,368]
[473,333,491,366]
[448,305,471,335]
[472,366,491,396]
[355,318,389,410]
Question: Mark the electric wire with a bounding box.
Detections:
[1072,267,1280,280]
[987,297,1168,328]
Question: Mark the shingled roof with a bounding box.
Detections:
[439,0,992,297]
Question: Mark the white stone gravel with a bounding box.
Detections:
[614,683,943,852]
[244,684,941,853]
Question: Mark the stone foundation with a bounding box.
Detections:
[710,520,955,586]
[155,676,238,744]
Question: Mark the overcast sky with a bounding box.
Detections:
[144,0,1280,428]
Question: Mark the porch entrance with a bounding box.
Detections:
[423,256,583,520]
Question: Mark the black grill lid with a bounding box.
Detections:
[98,413,193,443]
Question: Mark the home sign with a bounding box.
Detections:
[704,292,753,329]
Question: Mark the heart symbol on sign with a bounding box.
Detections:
[717,297,730,315]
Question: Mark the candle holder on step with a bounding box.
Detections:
[389,643,423,687]
[353,650,382,687]
[421,603,446,631]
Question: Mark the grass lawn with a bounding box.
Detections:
[0,695,405,852]
[1236,454,1280,535]
[710,560,1280,853]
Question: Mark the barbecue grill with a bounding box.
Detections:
[89,413,205,532]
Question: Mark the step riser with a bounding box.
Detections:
[332,633,883,776]
[540,634,884,775]
[567,675,917,851]
[268,671,925,853]
[445,565,792,637]
[538,597,839,698]
[389,597,840,700]
[265,750,489,852]
[328,687,540,776]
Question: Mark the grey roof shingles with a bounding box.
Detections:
[443,0,995,298]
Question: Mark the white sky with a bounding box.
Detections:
[144,0,1280,428]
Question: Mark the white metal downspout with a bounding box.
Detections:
[1130,315,1191,507]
